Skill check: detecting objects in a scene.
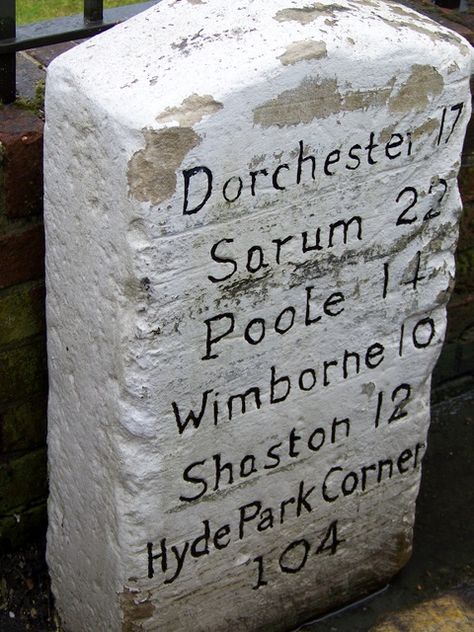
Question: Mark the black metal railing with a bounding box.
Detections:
[0,0,157,104]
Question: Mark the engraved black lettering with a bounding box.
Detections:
[272,234,294,264]
[396,187,418,225]
[412,317,435,348]
[365,131,378,164]
[272,163,290,190]
[203,313,235,360]
[315,520,345,555]
[239,501,261,539]
[275,306,296,334]
[213,453,234,489]
[208,238,237,283]
[223,176,243,203]
[270,365,291,404]
[324,149,340,176]
[228,387,262,419]
[279,539,310,573]
[346,144,361,170]
[302,228,323,252]
[183,166,213,215]
[172,390,212,434]
[246,245,269,273]
[385,133,403,159]
[297,140,316,184]
[328,216,362,247]
[250,168,269,196]
[180,460,208,502]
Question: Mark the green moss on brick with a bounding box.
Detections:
[0,502,46,552]
[455,248,474,295]
[0,395,47,453]
[0,281,45,346]
[14,80,46,120]
[0,339,47,403]
[0,448,47,515]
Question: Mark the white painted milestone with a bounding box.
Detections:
[44,1,473,630]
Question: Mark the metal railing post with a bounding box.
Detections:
[0,0,16,104]
[84,1,104,25]
[0,2,157,104]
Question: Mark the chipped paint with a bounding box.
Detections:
[253,77,395,127]
[254,78,340,127]
[120,588,155,632]
[389,65,443,115]
[249,153,267,168]
[361,382,376,397]
[378,124,396,144]
[344,80,395,111]
[412,117,439,141]
[278,39,327,65]
[274,3,349,25]
[156,94,223,126]
[127,127,200,204]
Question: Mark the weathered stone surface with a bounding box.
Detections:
[45,1,472,630]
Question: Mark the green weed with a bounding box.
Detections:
[17,1,142,25]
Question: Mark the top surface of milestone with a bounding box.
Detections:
[46,0,472,630]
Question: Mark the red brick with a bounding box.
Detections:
[0,224,45,290]
[0,105,43,219]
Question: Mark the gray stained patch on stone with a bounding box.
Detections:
[127,127,200,204]
[254,64,446,128]
[411,118,440,141]
[120,587,155,632]
[274,3,351,24]
[253,77,396,127]
[389,65,444,114]
[278,40,327,66]
[156,94,223,126]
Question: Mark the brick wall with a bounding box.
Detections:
[0,2,473,551]
[0,107,48,551]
